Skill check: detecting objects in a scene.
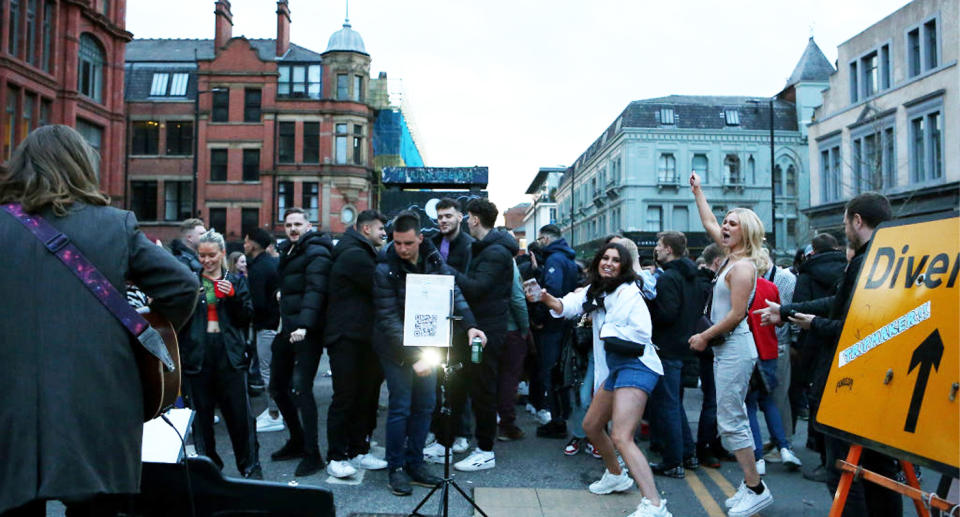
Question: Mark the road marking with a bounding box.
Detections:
[685,470,727,517]
[703,467,736,496]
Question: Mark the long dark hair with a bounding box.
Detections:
[585,242,637,305]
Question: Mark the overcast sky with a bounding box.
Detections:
[127,0,911,214]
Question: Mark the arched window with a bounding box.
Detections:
[692,153,708,182]
[78,34,105,103]
[724,154,740,185]
[775,158,799,197]
[747,156,756,183]
[786,164,797,196]
[773,164,783,196]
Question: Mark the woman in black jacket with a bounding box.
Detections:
[182,229,262,479]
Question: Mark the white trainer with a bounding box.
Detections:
[536,409,552,425]
[525,403,537,416]
[255,410,284,433]
[325,460,357,479]
[452,437,470,453]
[423,442,448,464]
[725,481,750,509]
[350,453,387,470]
[588,468,633,495]
[780,447,802,470]
[627,497,673,517]
[728,481,773,517]
[454,448,495,471]
[762,448,781,463]
[424,432,436,446]
[756,459,766,476]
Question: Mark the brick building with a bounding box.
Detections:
[124,0,379,242]
[1,0,130,199]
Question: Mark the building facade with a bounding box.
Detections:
[806,0,958,234]
[123,0,389,242]
[522,166,565,241]
[1,0,130,199]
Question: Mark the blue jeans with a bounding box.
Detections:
[571,353,594,439]
[650,358,695,466]
[747,358,790,460]
[696,351,718,455]
[380,357,437,469]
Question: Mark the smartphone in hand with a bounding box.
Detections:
[523,278,543,302]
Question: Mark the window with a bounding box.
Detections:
[852,116,895,191]
[303,122,319,163]
[77,34,104,103]
[924,19,938,70]
[774,164,782,196]
[25,0,36,65]
[100,0,109,16]
[337,74,348,100]
[163,181,192,221]
[692,154,708,182]
[849,61,859,103]
[242,148,260,182]
[22,93,34,136]
[165,120,193,156]
[352,124,363,164]
[880,44,891,90]
[747,156,755,182]
[335,123,348,164]
[131,120,159,155]
[353,75,364,102]
[277,64,321,99]
[243,89,261,123]
[852,139,863,194]
[908,28,921,78]
[130,180,158,221]
[39,99,50,127]
[150,73,169,96]
[211,89,229,122]
[658,108,675,125]
[75,119,102,176]
[657,153,677,184]
[883,127,896,188]
[724,109,740,126]
[645,206,662,232]
[278,121,295,163]
[210,149,227,181]
[208,207,226,234]
[303,182,319,222]
[673,206,689,231]
[42,1,53,72]
[909,107,943,183]
[723,154,741,185]
[786,164,796,197]
[9,0,20,57]
[277,181,293,220]
[241,207,259,236]
[820,141,842,202]
[862,51,878,98]
[6,87,19,160]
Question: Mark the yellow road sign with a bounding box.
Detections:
[816,212,959,477]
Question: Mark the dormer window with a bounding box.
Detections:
[724,109,740,126]
[659,108,675,125]
[149,73,189,97]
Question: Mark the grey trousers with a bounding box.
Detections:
[256,329,278,412]
[773,343,793,440]
[713,332,757,453]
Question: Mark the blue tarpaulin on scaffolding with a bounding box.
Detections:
[373,109,424,167]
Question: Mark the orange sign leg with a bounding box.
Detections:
[901,462,931,517]
[828,445,862,517]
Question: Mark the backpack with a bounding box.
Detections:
[746,270,780,361]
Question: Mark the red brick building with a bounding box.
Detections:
[1,0,130,199]
[124,0,377,243]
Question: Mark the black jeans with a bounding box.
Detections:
[183,333,260,476]
[824,436,903,517]
[445,332,502,451]
[696,351,720,456]
[326,337,384,461]
[1,495,132,517]
[533,329,565,422]
[270,331,323,455]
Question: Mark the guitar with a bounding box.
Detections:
[138,310,182,422]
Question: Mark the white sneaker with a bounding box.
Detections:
[780,447,802,470]
[255,410,284,433]
[517,381,529,396]
[756,459,766,476]
[762,448,781,463]
[536,409,552,425]
[326,459,357,479]
[454,448,495,471]
[424,432,436,446]
[588,468,633,495]
[213,414,221,425]
[628,497,673,517]
[525,403,537,416]
[728,481,773,517]
[350,453,387,470]
[725,481,750,509]
[452,437,470,453]
[423,442,447,464]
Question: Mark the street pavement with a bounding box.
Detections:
[48,352,939,516]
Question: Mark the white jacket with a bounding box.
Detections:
[551,281,663,392]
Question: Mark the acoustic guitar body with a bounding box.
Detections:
[138,313,182,422]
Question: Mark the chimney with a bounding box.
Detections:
[214,0,233,54]
[276,0,291,57]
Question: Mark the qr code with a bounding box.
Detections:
[414,314,438,337]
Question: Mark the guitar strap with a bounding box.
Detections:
[2,203,175,372]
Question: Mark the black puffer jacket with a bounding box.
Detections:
[455,229,519,337]
[277,231,334,335]
[247,252,280,331]
[372,239,477,365]
[325,227,379,344]
[431,229,473,273]
[650,257,704,360]
[180,271,253,374]
[793,249,846,305]
[170,238,202,274]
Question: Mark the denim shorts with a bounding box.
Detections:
[603,350,660,394]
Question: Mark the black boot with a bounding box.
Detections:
[388,467,412,496]
[295,453,324,476]
[271,439,305,461]
[406,463,442,487]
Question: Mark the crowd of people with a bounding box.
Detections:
[0,125,902,517]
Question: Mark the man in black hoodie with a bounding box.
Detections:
[324,210,389,478]
[648,231,704,478]
[447,199,518,472]
[269,208,334,477]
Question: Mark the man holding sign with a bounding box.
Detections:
[373,211,486,496]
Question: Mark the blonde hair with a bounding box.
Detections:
[0,125,109,216]
[198,229,228,271]
[726,207,771,276]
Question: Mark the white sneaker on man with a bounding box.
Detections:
[423,442,448,464]
[255,409,284,433]
[424,432,436,446]
[454,448,495,471]
[350,453,387,470]
[452,437,470,453]
[779,448,802,470]
[326,460,357,479]
[725,481,750,509]
[762,448,781,463]
[536,409,552,425]
[588,468,633,495]
[756,459,766,476]
[525,403,537,416]
[727,481,773,517]
[627,497,673,517]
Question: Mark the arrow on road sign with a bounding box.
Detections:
[904,329,944,433]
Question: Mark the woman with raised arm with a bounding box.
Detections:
[527,242,671,517]
[688,171,774,517]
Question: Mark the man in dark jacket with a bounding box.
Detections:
[757,192,898,517]
[373,212,485,495]
[270,208,334,477]
[648,231,703,478]
[324,210,389,478]
[432,197,474,272]
[531,224,579,438]
[244,228,283,433]
[171,218,206,274]
[447,199,518,472]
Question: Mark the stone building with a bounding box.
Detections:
[521,166,565,242]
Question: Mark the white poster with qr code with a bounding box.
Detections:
[403,273,454,347]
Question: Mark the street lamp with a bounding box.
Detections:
[748,98,776,258]
[192,85,227,218]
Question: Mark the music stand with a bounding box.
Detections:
[409,289,488,517]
